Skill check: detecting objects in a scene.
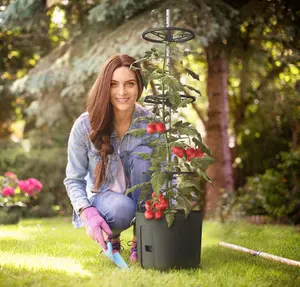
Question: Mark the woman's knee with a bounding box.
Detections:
[93,192,136,231]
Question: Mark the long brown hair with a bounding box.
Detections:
[87,54,144,191]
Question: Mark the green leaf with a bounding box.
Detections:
[177,127,198,136]
[173,156,178,165]
[178,98,194,108]
[177,187,192,196]
[173,121,191,128]
[168,136,179,143]
[176,195,193,219]
[182,84,202,96]
[163,75,182,92]
[173,121,183,127]
[150,172,168,193]
[147,139,159,147]
[127,128,146,137]
[191,156,216,170]
[165,212,176,228]
[132,116,152,124]
[169,142,186,148]
[147,70,165,81]
[126,182,151,196]
[125,183,142,195]
[184,162,192,172]
[192,138,211,156]
[196,133,203,143]
[132,152,151,160]
[153,146,167,159]
[148,158,161,171]
[198,170,214,185]
[167,91,181,108]
[192,137,202,145]
[137,183,153,211]
[178,180,200,191]
[185,67,200,81]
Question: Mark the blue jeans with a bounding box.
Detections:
[91,191,136,236]
[91,145,152,236]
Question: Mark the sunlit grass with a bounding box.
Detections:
[0,217,299,287]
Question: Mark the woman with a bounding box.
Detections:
[64,54,154,262]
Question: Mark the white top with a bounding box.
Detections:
[109,158,126,193]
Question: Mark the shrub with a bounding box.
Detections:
[239,149,300,223]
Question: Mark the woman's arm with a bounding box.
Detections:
[63,117,90,215]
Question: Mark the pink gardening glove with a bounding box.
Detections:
[81,207,112,250]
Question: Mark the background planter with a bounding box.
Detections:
[136,210,202,270]
[0,205,22,225]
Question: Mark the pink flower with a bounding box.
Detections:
[28,178,43,192]
[4,171,17,180]
[18,180,35,196]
[2,187,15,197]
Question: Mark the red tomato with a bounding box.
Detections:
[145,200,152,211]
[171,146,185,158]
[156,122,166,133]
[144,210,155,220]
[195,148,204,158]
[151,192,157,198]
[155,198,168,211]
[186,148,196,161]
[146,122,157,134]
[154,210,164,220]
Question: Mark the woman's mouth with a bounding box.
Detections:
[116,98,130,103]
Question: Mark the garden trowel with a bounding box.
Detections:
[103,241,129,269]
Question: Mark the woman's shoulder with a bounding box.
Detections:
[72,112,91,131]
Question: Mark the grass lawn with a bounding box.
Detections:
[0,217,299,287]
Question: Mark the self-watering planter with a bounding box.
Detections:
[127,8,215,271]
[136,210,202,270]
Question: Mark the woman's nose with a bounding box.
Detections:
[118,84,127,96]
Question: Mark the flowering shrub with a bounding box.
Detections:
[0,171,43,207]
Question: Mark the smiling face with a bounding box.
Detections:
[110,66,139,116]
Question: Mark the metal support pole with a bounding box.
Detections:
[166,9,172,128]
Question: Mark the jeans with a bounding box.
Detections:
[91,191,136,236]
[90,145,152,236]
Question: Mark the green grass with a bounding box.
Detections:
[0,218,299,287]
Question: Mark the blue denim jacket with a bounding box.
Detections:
[64,104,154,228]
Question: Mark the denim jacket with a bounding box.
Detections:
[64,104,153,227]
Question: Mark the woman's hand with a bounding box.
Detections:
[80,207,112,250]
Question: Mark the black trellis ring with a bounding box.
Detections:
[142,27,195,43]
[144,94,196,106]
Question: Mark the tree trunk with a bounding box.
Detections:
[205,44,233,215]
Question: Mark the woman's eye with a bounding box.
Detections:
[127,82,135,87]
[111,82,118,87]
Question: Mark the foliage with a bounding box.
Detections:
[238,148,300,223]
[126,47,215,226]
[0,0,42,30]
[0,171,42,207]
[88,0,162,26]
[227,0,300,185]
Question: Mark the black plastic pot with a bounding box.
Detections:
[136,210,202,270]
